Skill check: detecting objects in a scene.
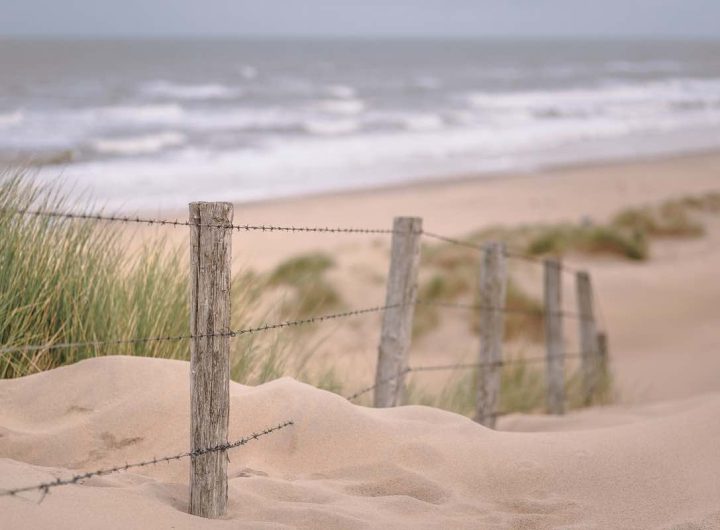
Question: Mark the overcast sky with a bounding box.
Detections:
[1,0,718,39]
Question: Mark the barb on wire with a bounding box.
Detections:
[0,303,404,356]
[0,420,294,499]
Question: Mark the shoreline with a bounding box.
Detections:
[152,147,720,217]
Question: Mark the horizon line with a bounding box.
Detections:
[1,33,719,42]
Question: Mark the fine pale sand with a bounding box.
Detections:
[1,357,719,529]
[3,151,720,528]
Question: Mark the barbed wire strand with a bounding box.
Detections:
[420,230,582,275]
[1,299,590,356]
[3,208,402,234]
[344,367,412,402]
[0,420,294,499]
[7,208,592,274]
[415,299,588,320]
[421,231,485,251]
[0,303,405,355]
[345,353,583,401]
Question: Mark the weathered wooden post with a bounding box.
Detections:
[189,202,232,518]
[374,216,422,408]
[475,242,507,427]
[544,259,565,415]
[576,271,599,405]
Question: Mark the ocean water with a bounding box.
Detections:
[1,39,720,210]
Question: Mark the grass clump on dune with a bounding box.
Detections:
[0,172,323,385]
[408,352,614,418]
[0,174,189,378]
[525,224,649,261]
[611,204,704,238]
[267,251,342,317]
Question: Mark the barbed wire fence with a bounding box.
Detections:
[0,204,610,518]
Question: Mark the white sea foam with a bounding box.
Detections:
[467,78,720,116]
[403,114,444,131]
[326,85,356,99]
[606,60,681,74]
[141,81,240,100]
[304,119,360,135]
[98,104,186,125]
[0,110,24,127]
[317,99,366,115]
[91,132,186,155]
[59,116,720,211]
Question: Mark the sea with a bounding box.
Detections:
[1,38,719,210]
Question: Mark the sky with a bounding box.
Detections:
[0,0,718,39]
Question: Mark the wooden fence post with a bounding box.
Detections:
[576,271,599,405]
[544,259,565,415]
[475,242,507,427]
[374,217,422,408]
[189,202,233,519]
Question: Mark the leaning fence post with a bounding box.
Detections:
[374,216,422,408]
[544,258,565,415]
[576,271,599,405]
[475,242,507,427]
[189,202,233,519]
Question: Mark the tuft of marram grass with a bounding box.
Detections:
[0,173,189,378]
[406,353,614,417]
[612,204,705,238]
[267,252,342,317]
[525,223,649,261]
[0,172,325,385]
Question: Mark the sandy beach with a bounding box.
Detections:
[2,151,720,528]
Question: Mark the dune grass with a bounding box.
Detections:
[0,173,320,384]
[406,352,614,418]
[267,251,343,317]
[0,175,188,378]
[524,191,720,260]
[525,223,649,260]
[611,204,704,239]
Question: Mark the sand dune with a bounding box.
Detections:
[2,356,719,529]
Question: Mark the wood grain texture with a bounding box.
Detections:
[374,217,422,408]
[189,202,232,519]
[576,271,599,405]
[544,259,565,415]
[475,242,507,427]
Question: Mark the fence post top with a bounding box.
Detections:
[544,257,562,268]
[576,270,591,281]
[392,216,423,230]
[189,201,233,207]
[393,215,422,221]
[483,241,505,252]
